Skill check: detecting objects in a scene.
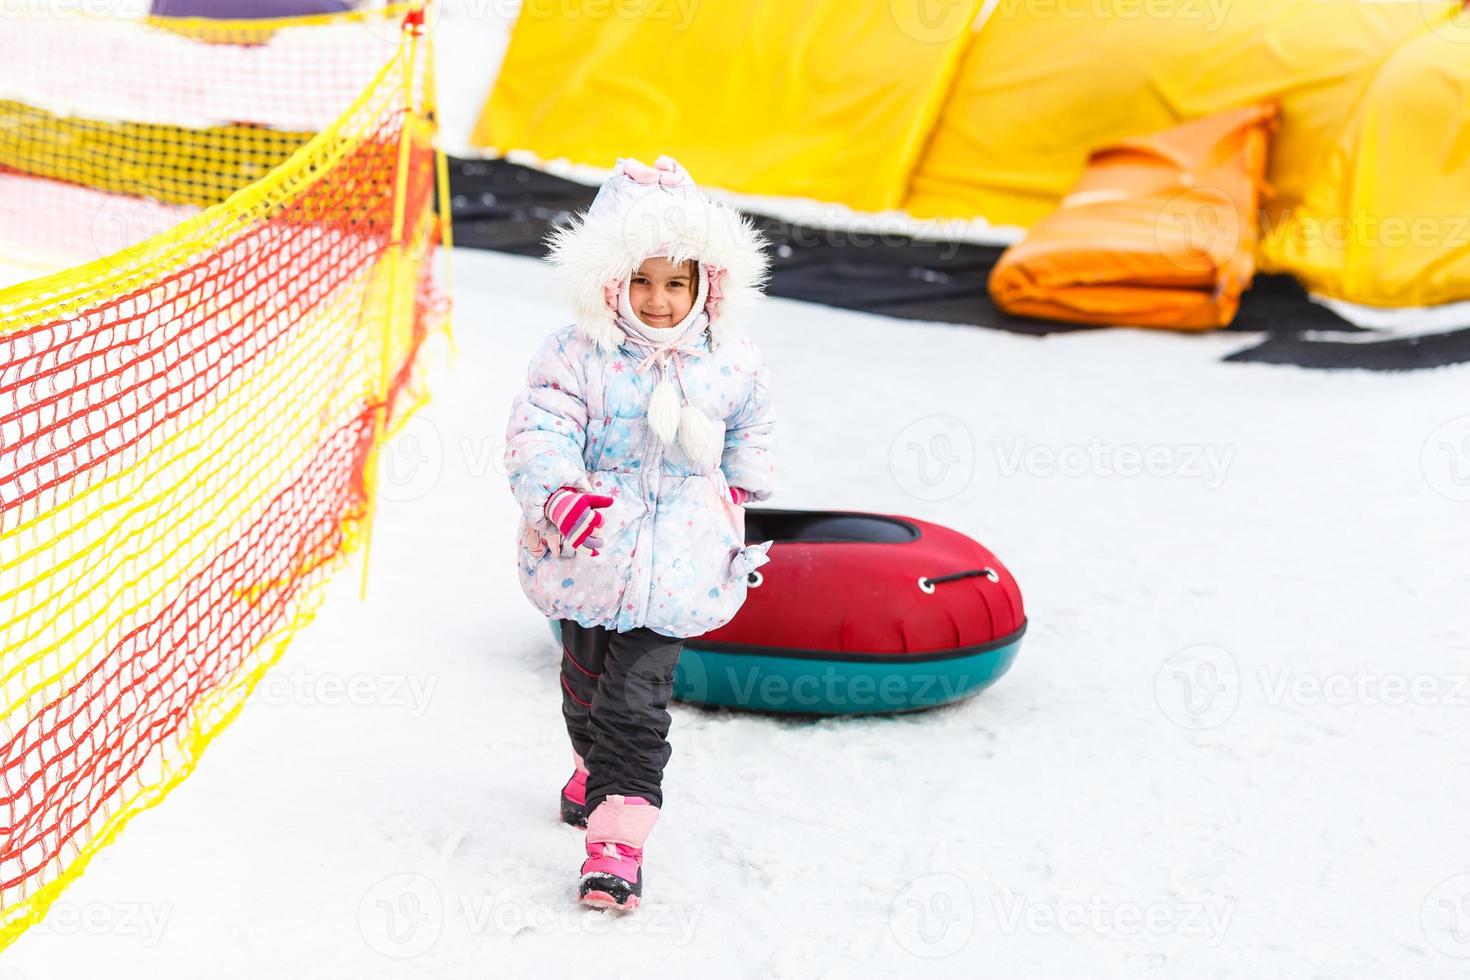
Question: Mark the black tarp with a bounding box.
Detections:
[447,157,1470,371]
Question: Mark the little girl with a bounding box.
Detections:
[503,155,775,911]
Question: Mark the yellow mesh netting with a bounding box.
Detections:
[0,5,449,948]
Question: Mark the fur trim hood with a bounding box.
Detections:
[544,155,771,356]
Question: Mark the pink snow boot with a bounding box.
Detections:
[561,751,589,828]
[579,795,659,911]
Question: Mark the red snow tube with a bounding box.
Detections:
[676,508,1027,714]
[717,509,1023,652]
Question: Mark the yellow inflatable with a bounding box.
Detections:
[907,0,1467,307]
[478,0,1470,308]
[473,0,982,212]
[1260,17,1470,306]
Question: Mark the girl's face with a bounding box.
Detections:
[629,256,697,329]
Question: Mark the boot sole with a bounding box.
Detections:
[580,890,639,912]
[560,797,587,828]
[579,869,642,911]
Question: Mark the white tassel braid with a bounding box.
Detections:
[617,268,724,473]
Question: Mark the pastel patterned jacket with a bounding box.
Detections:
[504,155,775,637]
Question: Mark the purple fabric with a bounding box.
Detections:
[150,0,356,19]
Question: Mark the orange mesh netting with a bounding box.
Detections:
[0,5,450,947]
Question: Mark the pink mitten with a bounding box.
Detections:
[729,486,749,506]
[546,487,615,556]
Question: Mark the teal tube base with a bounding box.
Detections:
[672,639,1022,715]
[548,620,1022,716]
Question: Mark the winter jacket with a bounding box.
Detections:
[504,156,775,638]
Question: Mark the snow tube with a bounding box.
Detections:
[551,508,1025,715]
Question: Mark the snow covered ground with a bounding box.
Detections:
[4,5,1470,976]
[4,246,1469,978]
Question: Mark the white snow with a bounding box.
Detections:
[0,10,396,131]
[4,6,1470,977]
[3,246,1468,978]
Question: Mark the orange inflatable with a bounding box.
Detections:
[988,105,1277,331]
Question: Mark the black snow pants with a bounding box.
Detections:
[558,619,685,812]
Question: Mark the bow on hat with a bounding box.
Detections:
[618,155,692,189]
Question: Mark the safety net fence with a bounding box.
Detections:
[0,4,450,948]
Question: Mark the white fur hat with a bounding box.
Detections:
[544,155,771,356]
